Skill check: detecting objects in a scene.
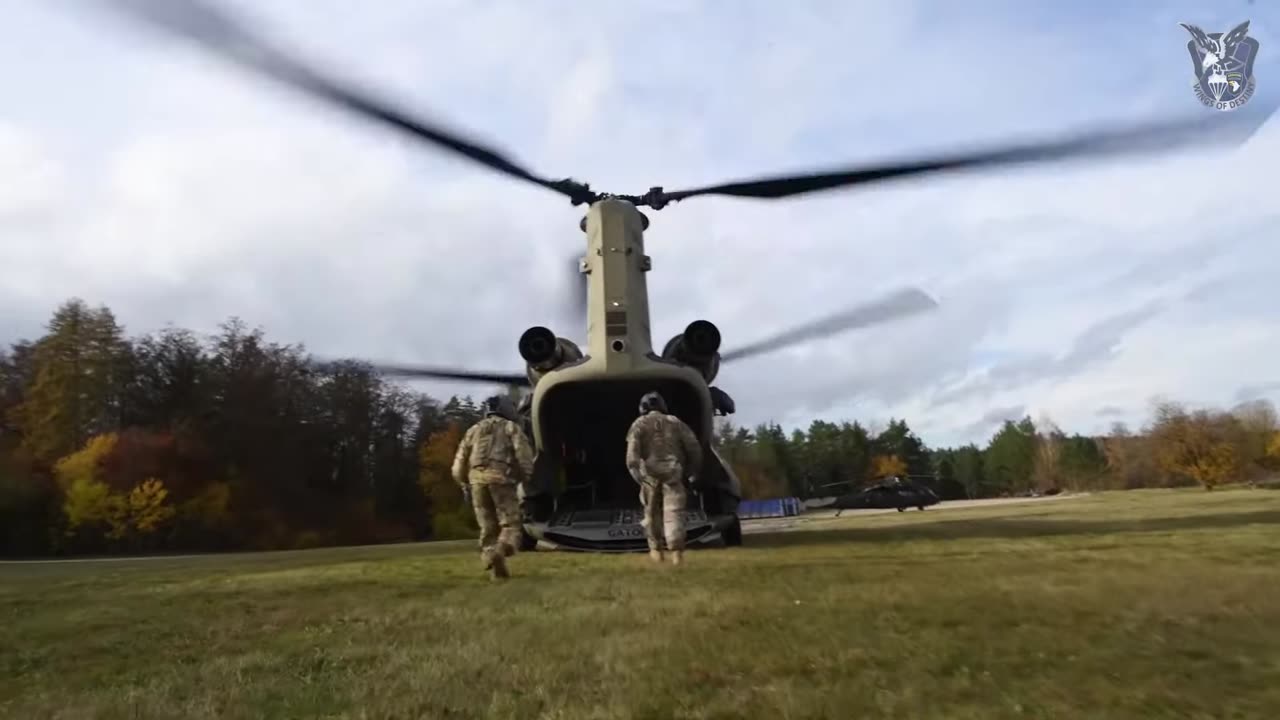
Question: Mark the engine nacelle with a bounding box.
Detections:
[519,326,583,384]
[661,319,721,384]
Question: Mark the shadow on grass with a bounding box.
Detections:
[745,510,1280,550]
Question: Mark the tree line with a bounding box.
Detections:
[718,400,1279,502]
[2,299,1277,557]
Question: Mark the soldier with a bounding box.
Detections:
[452,395,535,580]
[625,391,703,565]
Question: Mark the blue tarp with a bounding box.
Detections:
[737,497,803,519]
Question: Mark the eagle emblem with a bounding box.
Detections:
[1179,20,1260,111]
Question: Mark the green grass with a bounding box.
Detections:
[3,488,1279,719]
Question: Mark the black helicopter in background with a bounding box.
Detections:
[812,476,941,516]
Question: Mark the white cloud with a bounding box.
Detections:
[0,124,64,219]
[1,0,1278,449]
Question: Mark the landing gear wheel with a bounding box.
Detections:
[722,516,743,547]
[897,507,905,512]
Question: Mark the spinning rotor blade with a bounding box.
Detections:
[650,107,1276,207]
[720,287,938,364]
[314,360,528,387]
[84,0,1277,214]
[93,0,596,205]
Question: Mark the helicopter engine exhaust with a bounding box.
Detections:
[519,325,584,384]
[661,320,722,384]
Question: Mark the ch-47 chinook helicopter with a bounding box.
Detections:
[94,0,1274,551]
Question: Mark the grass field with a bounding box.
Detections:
[3,488,1279,719]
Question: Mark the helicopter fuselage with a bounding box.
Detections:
[515,198,742,551]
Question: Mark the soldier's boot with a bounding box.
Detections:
[489,551,510,580]
[648,548,664,563]
[480,547,509,580]
[670,550,684,566]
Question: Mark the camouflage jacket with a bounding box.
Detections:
[452,415,535,486]
[625,411,703,483]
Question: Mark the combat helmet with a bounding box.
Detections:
[483,395,517,421]
[638,391,667,415]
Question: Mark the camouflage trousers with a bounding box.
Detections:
[638,472,688,552]
[468,469,522,563]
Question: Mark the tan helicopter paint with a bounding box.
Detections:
[584,196,652,362]
[525,197,713,452]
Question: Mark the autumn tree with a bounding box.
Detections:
[1100,422,1157,489]
[86,477,179,550]
[1227,399,1279,480]
[14,300,129,464]
[418,424,474,539]
[1148,402,1239,491]
[873,419,930,479]
[869,454,908,479]
[1266,432,1280,471]
[54,433,123,549]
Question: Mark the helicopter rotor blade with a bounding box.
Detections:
[312,359,529,387]
[719,287,938,364]
[90,0,597,205]
[649,105,1276,207]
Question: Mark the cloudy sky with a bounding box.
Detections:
[1,0,1277,447]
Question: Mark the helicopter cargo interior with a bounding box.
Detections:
[533,378,710,514]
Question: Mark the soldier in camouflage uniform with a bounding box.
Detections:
[452,395,535,580]
[625,391,703,565]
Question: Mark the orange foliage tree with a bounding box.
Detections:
[870,454,908,480]
[54,433,121,545]
[54,433,181,549]
[1148,402,1239,490]
[418,424,476,539]
[1266,432,1280,470]
[100,428,224,548]
[122,478,177,538]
